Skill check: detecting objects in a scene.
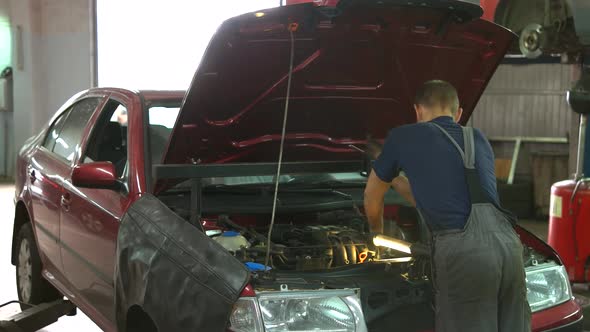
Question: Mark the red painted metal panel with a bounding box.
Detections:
[549,180,590,283]
[287,0,500,22]
[531,300,583,332]
[480,0,500,21]
[166,4,514,167]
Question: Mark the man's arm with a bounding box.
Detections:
[364,170,392,233]
[391,175,416,207]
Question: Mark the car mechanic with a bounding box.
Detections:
[363,80,532,331]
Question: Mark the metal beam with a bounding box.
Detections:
[489,136,568,185]
[153,161,364,180]
[507,138,522,185]
[488,136,568,144]
[0,300,76,332]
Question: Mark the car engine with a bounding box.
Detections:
[207,209,402,271]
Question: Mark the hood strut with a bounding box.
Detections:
[264,24,298,271]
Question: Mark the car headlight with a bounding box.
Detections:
[229,289,367,332]
[230,297,264,332]
[526,262,572,312]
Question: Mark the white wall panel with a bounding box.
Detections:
[6,0,92,179]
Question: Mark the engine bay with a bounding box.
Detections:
[159,189,550,275]
[158,189,555,330]
[199,207,437,330]
[199,207,422,272]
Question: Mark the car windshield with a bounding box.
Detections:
[146,101,182,165]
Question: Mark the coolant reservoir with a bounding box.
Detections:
[214,231,250,252]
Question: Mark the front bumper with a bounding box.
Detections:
[543,316,583,332]
[532,299,583,332]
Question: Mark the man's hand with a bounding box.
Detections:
[365,172,417,234]
[364,170,391,233]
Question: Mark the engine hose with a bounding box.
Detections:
[329,236,349,265]
[341,236,357,264]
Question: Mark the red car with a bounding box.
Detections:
[11,1,583,332]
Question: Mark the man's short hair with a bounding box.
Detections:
[414,80,460,114]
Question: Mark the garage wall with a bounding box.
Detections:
[471,64,574,138]
[470,63,577,215]
[1,0,92,178]
[470,63,575,175]
[0,0,12,179]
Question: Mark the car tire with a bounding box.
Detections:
[15,223,61,309]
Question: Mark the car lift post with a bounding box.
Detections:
[0,300,76,332]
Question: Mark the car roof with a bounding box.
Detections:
[140,90,186,102]
[85,87,185,102]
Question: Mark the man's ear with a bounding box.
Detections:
[414,104,421,122]
[454,107,463,122]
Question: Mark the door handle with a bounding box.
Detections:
[29,170,36,183]
[60,193,71,211]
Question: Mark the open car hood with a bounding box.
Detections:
[163,0,515,165]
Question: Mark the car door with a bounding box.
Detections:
[28,109,72,277]
[28,97,103,281]
[60,98,131,324]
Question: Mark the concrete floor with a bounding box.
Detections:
[0,183,588,330]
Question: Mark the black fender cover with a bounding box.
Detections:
[115,194,250,331]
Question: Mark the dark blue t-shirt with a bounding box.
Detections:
[372,116,499,230]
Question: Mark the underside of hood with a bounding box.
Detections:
[164,0,515,165]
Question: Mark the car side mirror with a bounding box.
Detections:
[72,162,118,189]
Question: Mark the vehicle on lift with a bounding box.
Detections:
[290,0,590,59]
[9,1,584,332]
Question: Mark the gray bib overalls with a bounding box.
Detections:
[429,124,532,332]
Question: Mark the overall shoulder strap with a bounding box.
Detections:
[430,123,518,225]
[430,123,488,204]
[463,126,475,169]
[430,123,467,166]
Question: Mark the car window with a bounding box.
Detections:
[52,98,102,162]
[43,109,71,151]
[83,100,128,179]
[148,105,180,164]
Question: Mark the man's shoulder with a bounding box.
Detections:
[387,122,433,137]
[471,127,490,142]
[471,127,493,151]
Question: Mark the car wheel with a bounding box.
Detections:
[15,223,61,309]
